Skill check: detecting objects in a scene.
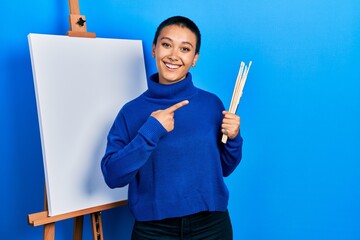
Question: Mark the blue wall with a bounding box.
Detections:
[1,0,359,239]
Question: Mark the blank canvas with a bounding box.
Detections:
[28,33,147,216]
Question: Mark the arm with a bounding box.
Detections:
[101,100,189,188]
[220,111,243,176]
[101,113,167,188]
[220,133,243,177]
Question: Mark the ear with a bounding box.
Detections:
[152,44,156,58]
[192,53,200,67]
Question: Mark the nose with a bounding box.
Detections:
[168,49,178,61]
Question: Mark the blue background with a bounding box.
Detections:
[1,0,359,239]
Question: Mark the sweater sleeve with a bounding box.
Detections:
[220,132,243,177]
[101,112,167,188]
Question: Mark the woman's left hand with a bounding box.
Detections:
[221,111,240,139]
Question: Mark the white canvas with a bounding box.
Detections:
[28,33,147,216]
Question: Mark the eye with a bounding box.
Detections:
[161,42,171,48]
[180,47,191,52]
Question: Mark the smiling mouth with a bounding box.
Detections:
[164,62,181,70]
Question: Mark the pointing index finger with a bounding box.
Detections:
[166,100,189,113]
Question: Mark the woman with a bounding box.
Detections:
[101,16,243,239]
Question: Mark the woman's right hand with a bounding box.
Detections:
[151,100,189,132]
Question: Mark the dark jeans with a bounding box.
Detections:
[131,210,233,240]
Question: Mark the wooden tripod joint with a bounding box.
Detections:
[67,0,96,38]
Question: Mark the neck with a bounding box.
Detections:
[144,72,197,101]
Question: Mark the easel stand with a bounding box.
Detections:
[67,0,96,38]
[28,190,127,240]
[27,0,125,239]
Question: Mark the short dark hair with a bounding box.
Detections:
[152,16,201,54]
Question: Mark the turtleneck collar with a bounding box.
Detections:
[143,72,198,101]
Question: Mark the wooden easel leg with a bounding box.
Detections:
[43,187,55,240]
[43,223,55,240]
[91,212,104,240]
[74,216,84,240]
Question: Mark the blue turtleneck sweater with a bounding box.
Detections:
[101,73,243,221]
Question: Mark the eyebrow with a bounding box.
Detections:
[160,37,194,48]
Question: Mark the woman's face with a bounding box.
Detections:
[152,25,199,85]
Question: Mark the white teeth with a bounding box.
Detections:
[165,63,180,69]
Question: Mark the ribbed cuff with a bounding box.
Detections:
[227,133,243,147]
[138,116,168,144]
